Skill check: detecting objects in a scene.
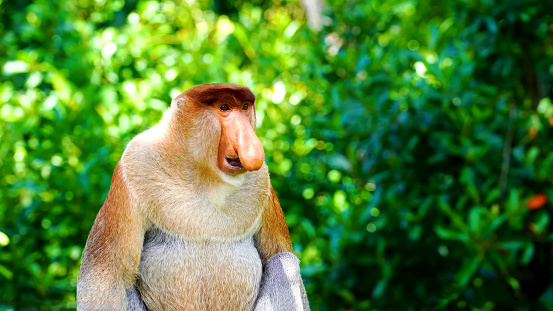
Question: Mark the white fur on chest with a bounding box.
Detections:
[137,230,262,310]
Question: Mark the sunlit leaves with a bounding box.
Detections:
[0,0,552,309]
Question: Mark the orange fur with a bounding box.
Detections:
[77,163,144,308]
[255,185,294,262]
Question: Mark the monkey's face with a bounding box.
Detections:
[172,83,265,177]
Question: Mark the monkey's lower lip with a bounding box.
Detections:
[225,157,244,169]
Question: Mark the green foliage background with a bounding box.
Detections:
[1,0,553,309]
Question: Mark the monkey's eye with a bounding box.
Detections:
[242,104,249,110]
[220,104,230,111]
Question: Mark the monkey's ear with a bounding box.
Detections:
[173,97,185,107]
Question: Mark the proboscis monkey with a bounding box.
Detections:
[77,83,309,310]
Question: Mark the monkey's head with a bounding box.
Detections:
[169,83,265,177]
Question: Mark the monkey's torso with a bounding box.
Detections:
[137,229,262,310]
[122,129,272,310]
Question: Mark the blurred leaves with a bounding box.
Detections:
[0,0,552,310]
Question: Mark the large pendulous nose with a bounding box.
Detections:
[233,113,264,171]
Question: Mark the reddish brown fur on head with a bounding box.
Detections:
[172,83,264,175]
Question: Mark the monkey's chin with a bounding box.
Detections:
[219,162,247,187]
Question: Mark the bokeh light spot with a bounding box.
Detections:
[366,223,376,233]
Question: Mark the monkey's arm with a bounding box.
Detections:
[254,185,293,260]
[254,185,309,310]
[77,163,144,310]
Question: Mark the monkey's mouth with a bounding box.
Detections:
[225,157,244,169]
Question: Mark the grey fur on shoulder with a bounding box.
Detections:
[254,252,310,311]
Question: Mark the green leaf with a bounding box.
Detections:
[468,207,483,233]
[539,286,553,310]
[535,211,550,234]
[526,146,540,164]
[521,243,535,265]
[499,240,525,251]
[507,277,521,294]
[434,225,469,242]
[372,279,388,299]
[0,264,13,280]
[455,256,481,288]
[485,214,507,236]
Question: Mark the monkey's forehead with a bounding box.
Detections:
[177,83,255,106]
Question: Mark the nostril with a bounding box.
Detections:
[225,157,244,169]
